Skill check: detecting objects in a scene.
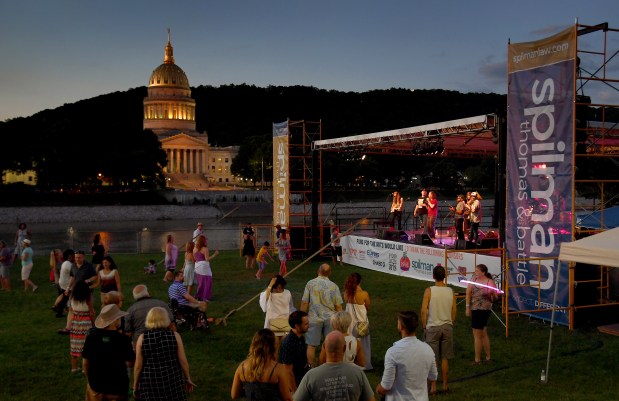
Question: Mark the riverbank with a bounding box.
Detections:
[0,204,222,225]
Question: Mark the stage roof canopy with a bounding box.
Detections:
[312,114,499,158]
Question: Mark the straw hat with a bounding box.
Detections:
[95,304,128,329]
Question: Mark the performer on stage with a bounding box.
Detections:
[414,188,428,230]
[463,191,472,238]
[468,192,482,243]
[390,191,404,230]
[449,194,466,241]
[426,191,438,239]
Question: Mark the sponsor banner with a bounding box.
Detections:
[506,26,575,324]
[342,235,501,289]
[273,121,290,229]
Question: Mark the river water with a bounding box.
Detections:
[0,200,497,256]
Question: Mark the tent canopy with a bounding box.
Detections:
[559,227,619,268]
[576,205,619,229]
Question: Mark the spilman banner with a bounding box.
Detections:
[273,121,290,229]
[506,26,576,325]
[342,235,501,288]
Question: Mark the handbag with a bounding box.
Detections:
[350,304,370,337]
[269,317,291,335]
[356,320,370,337]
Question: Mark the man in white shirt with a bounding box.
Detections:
[376,311,437,401]
[421,265,456,394]
[52,249,75,317]
[193,222,205,243]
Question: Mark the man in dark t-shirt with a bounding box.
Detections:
[83,304,135,398]
[278,310,310,394]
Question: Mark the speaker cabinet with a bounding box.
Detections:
[479,238,499,249]
[456,240,477,249]
[414,234,434,246]
[385,230,407,242]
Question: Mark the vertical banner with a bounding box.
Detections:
[506,26,576,325]
[273,121,290,230]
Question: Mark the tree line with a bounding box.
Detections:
[0,85,509,193]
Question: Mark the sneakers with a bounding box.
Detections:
[32,285,38,293]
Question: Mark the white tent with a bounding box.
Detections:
[558,227,619,267]
[542,227,619,383]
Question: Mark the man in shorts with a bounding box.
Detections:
[300,263,343,366]
[420,265,456,394]
[330,226,343,266]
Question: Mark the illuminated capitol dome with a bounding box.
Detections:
[143,30,196,134]
[143,30,239,188]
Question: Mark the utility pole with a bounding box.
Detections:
[261,157,264,190]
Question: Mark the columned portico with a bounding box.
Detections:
[161,136,210,175]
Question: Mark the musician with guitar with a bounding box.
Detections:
[449,195,466,241]
[389,191,405,230]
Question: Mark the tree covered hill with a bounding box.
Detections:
[0,85,506,192]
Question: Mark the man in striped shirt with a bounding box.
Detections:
[168,270,207,312]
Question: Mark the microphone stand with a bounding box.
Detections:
[440,201,455,247]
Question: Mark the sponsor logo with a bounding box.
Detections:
[367,250,380,258]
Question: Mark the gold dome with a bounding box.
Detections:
[149,63,190,88]
[148,29,190,88]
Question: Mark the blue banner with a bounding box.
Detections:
[506,26,576,325]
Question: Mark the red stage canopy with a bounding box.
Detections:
[312,114,499,158]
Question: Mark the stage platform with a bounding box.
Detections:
[341,233,503,289]
[354,226,501,251]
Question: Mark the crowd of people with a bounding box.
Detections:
[2,219,501,400]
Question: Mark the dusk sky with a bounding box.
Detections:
[1,1,617,121]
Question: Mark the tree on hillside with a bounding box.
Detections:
[231,134,273,186]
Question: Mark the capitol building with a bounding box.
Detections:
[144,30,238,189]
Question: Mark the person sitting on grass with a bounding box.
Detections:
[144,259,157,274]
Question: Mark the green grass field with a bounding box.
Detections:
[1,251,618,400]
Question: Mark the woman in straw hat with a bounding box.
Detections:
[82,304,134,400]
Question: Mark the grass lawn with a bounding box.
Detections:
[1,250,618,400]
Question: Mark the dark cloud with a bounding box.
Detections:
[479,55,507,86]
